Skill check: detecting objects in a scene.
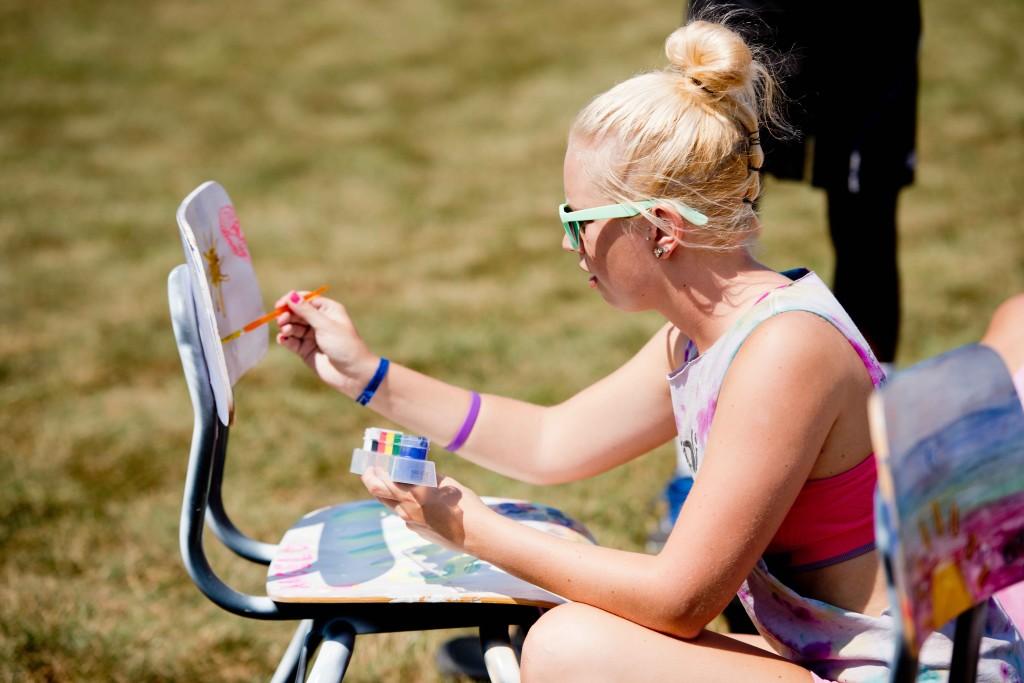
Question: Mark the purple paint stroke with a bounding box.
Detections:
[767,589,821,624]
[799,640,832,660]
[696,397,718,443]
[759,627,828,661]
[269,563,316,579]
[845,337,885,386]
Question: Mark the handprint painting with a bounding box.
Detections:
[874,344,1024,650]
[176,181,267,424]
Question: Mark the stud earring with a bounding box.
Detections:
[653,246,667,259]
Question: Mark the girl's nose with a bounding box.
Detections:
[561,231,574,252]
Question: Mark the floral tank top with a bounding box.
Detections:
[666,269,1024,682]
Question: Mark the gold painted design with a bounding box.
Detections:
[202,240,230,314]
[930,560,972,629]
[919,520,932,550]
[931,500,944,535]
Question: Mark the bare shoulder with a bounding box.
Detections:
[724,311,865,404]
[740,311,853,367]
[983,293,1024,372]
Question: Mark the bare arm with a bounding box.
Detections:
[365,313,853,637]
[276,292,679,484]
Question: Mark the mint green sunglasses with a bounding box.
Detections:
[558,199,708,251]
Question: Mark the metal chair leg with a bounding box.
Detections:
[949,602,987,683]
[269,620,313,683]
[306,619,356,683]
[480,623,520,683]
[294,620,325,683]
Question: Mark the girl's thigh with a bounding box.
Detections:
[520,602,814,683]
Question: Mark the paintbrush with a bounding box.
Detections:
[221,285,329,343]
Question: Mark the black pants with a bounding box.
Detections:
[827,187,901,363]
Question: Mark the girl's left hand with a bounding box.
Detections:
[361,469,490,552]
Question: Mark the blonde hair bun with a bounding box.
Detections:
[664,21,753,97]
[570,17,786,250]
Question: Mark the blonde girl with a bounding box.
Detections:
[275,18,1023,682]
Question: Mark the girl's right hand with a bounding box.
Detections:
[274,291,379,397]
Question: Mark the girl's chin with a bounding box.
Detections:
[588,276,640,311]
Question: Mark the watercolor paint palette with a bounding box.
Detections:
[267,498,595,605]
[350,428,438,487]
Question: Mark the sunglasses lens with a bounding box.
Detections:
[562,221,579,250]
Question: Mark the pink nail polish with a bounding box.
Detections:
[289,291,300,303]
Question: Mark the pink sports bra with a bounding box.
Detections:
[765,454,877,572]
[763,360,1020,573]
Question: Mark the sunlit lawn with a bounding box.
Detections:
[1,0,1021,680]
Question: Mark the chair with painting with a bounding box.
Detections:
[168,181,595,682]
[870,343,1024,682]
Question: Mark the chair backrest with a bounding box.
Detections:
[870,344,1024,679]
[169,264,283,618]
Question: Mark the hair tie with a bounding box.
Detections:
[748,131,761,147]
[676,67,716,96]
[690,76,716,96]
[748,164,763,173]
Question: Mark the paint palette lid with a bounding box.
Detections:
[350,448,438,487]
[362,428,430,460]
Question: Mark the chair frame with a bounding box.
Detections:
[169,265,541,682]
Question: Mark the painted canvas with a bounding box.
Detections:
[176,181,267,425]
[872,344,1024,651]
[267,498,595,606]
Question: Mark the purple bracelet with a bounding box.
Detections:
[445,391,481,452]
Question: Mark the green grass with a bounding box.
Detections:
[1,0,1022,680]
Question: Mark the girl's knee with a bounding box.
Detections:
[521,603,609,682]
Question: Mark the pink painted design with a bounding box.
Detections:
[903,492,1024,639]
[276,576,313,589]
[219,205,250,259]
[696,397,718,443]
[270,563,316,579]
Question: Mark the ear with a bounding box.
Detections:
[650,205,688,258]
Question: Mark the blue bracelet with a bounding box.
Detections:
[356,357,390,406]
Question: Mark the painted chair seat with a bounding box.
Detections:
[268,498,595,606]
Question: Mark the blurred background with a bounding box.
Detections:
[1,0,1021,680]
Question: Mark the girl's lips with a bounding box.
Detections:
[588,275,598,289]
